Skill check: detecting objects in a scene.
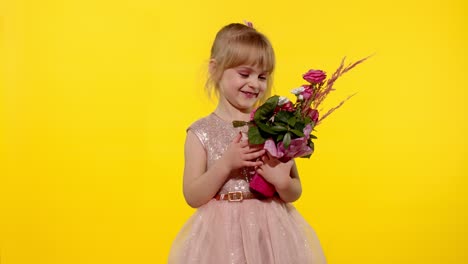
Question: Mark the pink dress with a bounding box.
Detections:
[168,113,327,264]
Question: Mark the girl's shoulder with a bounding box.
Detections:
[187,113,233,148]
[187,113,215,133]
[186,113,217,148]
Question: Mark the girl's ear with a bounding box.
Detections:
[208,59,216,75]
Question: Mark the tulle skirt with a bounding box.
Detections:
[169,198,327,264]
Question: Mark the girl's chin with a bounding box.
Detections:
[238,104,257,113]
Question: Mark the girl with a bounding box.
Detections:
[169,23,327,264]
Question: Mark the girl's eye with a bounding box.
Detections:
[239,73,249,78]
[259,75,267,80]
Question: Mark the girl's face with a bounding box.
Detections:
[218,64,268,112]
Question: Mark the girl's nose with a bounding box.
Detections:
[248,78,259,89]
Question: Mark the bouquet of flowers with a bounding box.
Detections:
[233,57,368,197]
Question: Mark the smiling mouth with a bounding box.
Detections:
[241,91,258,97]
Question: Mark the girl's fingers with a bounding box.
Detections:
[232,132,242,143]
[244,150,265,160]
[245,146,264,153]
[238,140,249,148]
[239,144,263,154]
[244,160,264,167]
[256,168,264,176]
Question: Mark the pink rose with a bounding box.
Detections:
[301,86,313,100]
[303,69,326,84]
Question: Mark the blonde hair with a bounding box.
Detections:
[206,23,276,104]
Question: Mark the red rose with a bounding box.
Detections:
[281,101,295,112]
[308,109,319,124]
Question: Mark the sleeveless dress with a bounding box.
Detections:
[168,113,327,264]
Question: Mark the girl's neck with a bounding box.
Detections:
[214,104,251,123]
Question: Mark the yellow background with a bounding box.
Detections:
[1,0,467,263]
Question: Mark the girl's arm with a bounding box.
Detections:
[183,131,265,208]
[256,157,302,203]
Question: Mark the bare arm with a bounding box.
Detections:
[256,157,302,203]
[183,131,265,208]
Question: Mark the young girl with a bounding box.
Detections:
[169,23,327,264]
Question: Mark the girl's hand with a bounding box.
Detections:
[256,154,294,190]
[220,132,265,171]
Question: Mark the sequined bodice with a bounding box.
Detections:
[188,113,256,194]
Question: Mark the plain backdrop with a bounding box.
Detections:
[1,0,467,263]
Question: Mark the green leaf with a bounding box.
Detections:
[256,121,277,135]
[290,129,305,137]
[283,132,291,149]
[310,134,317,139]
[254,96,279,122]
[288,116,297,127]
[275,111,293,124]
[294,121,305,132]
[248,126,266,144]
[277,134,284,141]
[232,121,248,127]
[271,125,288,132]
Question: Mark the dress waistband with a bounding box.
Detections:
[214,191,259,202]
